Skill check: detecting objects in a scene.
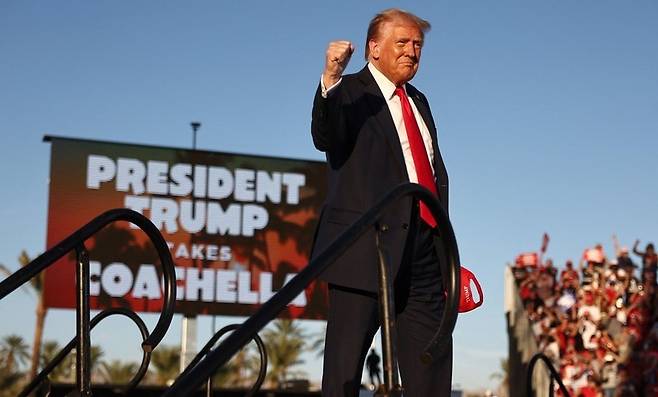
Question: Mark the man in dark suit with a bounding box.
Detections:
[311,8,452,397]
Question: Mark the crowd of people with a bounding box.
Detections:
[512,238,658,397]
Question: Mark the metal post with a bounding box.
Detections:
[374,225,403,396]
[208,315,216,397]
[181,121,202,374]
[180,315,198,372]
[191,121,201,150]
[206,377,213,397]
[75,244,91,396]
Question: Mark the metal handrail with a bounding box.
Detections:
[164,183,461,396]
[526,353,571,397]
[178,323,267,397]
[0,209,176,396]
[18,308,152,397]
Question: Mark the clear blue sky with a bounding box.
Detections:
[1,0,657,391]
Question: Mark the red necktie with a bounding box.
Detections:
[395,86,438,228]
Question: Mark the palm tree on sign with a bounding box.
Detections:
[149,345,180,385]
[262,319,307,388]
[0,250,47,380]
[1,334,31,374]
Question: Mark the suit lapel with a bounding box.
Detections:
[356,67,408,179]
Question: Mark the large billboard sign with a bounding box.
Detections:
[43,136,328,319]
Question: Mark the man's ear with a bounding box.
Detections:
[368,39,380,59]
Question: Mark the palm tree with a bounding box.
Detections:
[0,369,23,392]
[150,345,180,385]
[40,340,71,382]
[210,360,236,388]
[0,365,24,397]
[0,334,31,374]
[309,326,326,358]
[208,338,264,389]
[89,345,105,381]
[0,250,47,380]
[38,342,104,384]
[490,358,509,397]
[99,360,139,384]
[262,319,307,388]
[0,334,30,396]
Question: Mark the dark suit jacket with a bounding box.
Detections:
[311,65,449,292]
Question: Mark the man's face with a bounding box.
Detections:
[369,19,423,86]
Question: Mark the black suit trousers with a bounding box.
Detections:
[321,219,453,396]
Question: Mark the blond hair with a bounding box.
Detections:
[365,8,431,61]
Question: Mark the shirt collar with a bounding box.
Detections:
[367,62,406,100]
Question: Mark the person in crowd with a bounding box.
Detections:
[582,244,607,268]
[542,258,558,284]
[601,358,618,397]
[512,258,530,283]
[615,364,639,397]
[579,311,598,351]
[633,240,657,285]
[365,349,382,388]
[578,374,598,397]
[561,260,580,290]
[613,234,637,277]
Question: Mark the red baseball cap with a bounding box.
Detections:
[459,266,483,313]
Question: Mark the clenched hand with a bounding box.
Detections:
[323,41,354,89]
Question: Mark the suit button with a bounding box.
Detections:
[402,223,409,230]
[380,224,389,232]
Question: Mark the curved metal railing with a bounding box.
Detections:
[526,352,571,397]
[164,183,461,396]
[180,323,268,397]
[18,308,152,397]
[0,209,177,396]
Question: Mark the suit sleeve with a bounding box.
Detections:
[311,82,348,154]
[436,140,449,216]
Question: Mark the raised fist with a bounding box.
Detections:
[323,40,354,88]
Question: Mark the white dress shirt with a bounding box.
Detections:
[321,63,436,184]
